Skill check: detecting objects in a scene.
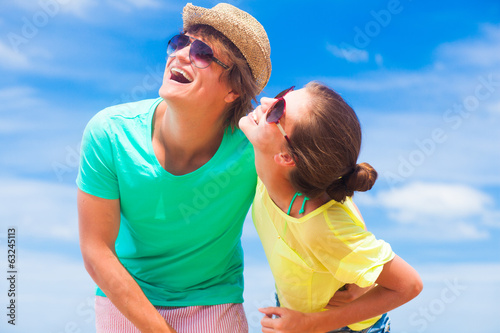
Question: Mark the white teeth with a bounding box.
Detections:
[171,68,193,82]
[251,111,259,124]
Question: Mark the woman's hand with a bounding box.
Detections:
[259,307,320,333]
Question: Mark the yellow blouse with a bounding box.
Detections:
[252,179,395,330]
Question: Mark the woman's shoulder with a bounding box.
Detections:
[325,198,366,229]
[300,200,366,240]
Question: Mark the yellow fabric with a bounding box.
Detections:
[252,179,395,331]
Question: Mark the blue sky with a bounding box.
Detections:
[0,0,499,332]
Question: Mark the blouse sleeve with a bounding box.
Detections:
[312,205,395,288]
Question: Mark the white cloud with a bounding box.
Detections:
[0,178,79,242]
[349,100,500,188]
[0,249,95,332]
[9,0,166,18]
[0,85,90,177]
[361,182,496,240]
[60,0,99,17]
[325,24,500,188]
[325,24,500,100]
[436,23,500,68]
[485,99,500,115]
[483,209,500,228]
[0,41,30,69]
[326,42,369,63]
[242,260,500,333]
[9,0,99,18]
[325,44,386,66]
[0,86,44,117]
[390,262,500,333]
[108,0,163,11]
[377,182,493,221]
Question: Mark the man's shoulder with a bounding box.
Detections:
[86,98,160,131]
[98,98,160,119]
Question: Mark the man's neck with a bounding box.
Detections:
[153,101,226,175]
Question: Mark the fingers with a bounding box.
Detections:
[259,307,282,331]
[259,307,282,317]
[261,316,275,330]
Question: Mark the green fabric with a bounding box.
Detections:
[77,98,257,306]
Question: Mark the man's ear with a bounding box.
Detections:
[224,90,240,103]
[274,152,295,167]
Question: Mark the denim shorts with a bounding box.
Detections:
[327,312,390,333]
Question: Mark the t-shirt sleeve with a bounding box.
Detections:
[76,111,120,200]
[313,207,395,288]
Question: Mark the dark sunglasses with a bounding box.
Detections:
[266,86,295,147]
[167,34,229,69]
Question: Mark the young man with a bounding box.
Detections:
[77,3,271,332]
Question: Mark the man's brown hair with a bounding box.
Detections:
[185,25,260,130]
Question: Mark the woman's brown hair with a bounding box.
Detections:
[185,25,260,130]
[287,82,377,202]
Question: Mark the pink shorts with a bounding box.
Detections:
[95,296,248,333]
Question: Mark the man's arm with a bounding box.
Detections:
[77,189,176,333]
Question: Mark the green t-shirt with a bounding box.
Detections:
[76,98,257,306]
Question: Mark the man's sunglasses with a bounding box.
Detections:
[266,86,295,147]
[167,34,229,70]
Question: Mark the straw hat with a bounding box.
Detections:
[183,3,271,91]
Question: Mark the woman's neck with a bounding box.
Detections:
[259,166,330,218]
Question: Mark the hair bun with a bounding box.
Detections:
[345,163,378,193]
[325,163,377,202]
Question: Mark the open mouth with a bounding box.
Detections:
[249,111,259,124]
[170,68,193,84]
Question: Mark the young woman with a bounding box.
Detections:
[239,82,423,333]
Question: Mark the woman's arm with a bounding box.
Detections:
[77,189,176,333]
[259,255,422,333]
[326,283,374,308]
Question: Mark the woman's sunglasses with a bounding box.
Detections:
[266,86,295,147]
[167,34,229,70]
